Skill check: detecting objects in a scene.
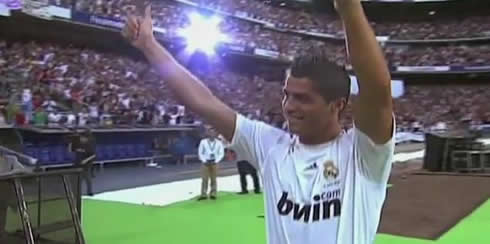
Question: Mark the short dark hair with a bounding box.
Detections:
[288,55,351,103]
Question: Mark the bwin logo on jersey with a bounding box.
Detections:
[276,191,341,223]
[323,160,338,181]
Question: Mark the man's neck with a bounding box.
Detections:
[298,125,342,145]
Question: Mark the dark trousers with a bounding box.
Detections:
[0,201,6,236]
[81,166,95,196]
[237,161,260,192]
[0,182,14,236]
[76,155,95,196]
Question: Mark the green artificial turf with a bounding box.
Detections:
[82,193,490,244]
[83,193,266,244]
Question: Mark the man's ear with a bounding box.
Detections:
[330,98,347,113]
[337,97,348,112]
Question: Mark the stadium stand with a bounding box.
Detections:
[1,39,489,129]
[67,0,490,40]
[0,0,489,169]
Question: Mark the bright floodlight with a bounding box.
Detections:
[178,12,228,55]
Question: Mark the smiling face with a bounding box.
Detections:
[282,55,350,144]
[282,76,345,143]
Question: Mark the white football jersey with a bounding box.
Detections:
[230,114,395,244]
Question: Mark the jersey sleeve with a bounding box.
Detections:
[353,117,396,184]
[229,114,284,172]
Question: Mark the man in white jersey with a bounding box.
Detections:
[122,0,394,243]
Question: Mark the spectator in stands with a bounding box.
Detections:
[0,109,6,126]
[197,129,225,200]
[5,102,18,125]
[78,108,89,126]
[21,88,33,124]
[100,113,113,126]
[167,106,181,126]
[14,110,26,126]
[32,92,43,110]
[42,96,57,112]
[88,101,99,124]
[0,81,10,100]
[138,108,153,125]
[48,111,61,126]
[176,104,185,120]
[156,102,166,121]
[50,0,72,8]
[33,107,48,126]
[66,113,77,127]
[151,107,160,126]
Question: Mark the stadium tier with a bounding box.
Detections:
[0,1,489,244]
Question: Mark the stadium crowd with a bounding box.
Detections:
[48,0,490,42]
[0,0,488,131]
[188,0,490,40]
[52,0,489,67]
[0,40,489,132]
[0,40,284,128]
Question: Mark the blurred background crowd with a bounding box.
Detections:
[44,0,490,65]
[1,40,489,132]
[58,0,490,40]
[0,0,488,133]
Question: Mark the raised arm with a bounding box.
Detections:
[336,0,393,144]
[122,5,236,141]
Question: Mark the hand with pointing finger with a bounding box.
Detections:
[122,4,154,50]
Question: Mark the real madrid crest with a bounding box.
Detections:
[323,160,339,181]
